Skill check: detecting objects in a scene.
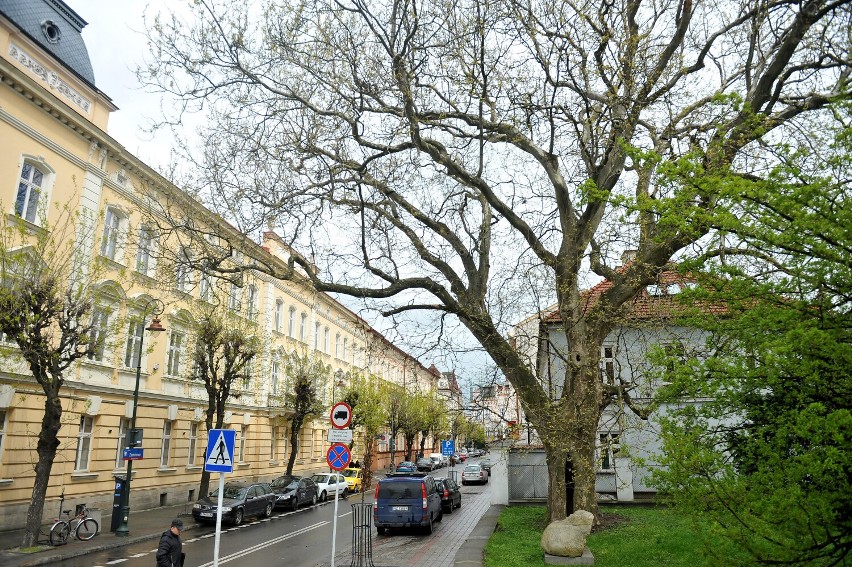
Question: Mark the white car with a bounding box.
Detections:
[311,472,349,501]
[461,464,488,485]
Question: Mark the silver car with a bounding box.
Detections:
[461,464,488,485]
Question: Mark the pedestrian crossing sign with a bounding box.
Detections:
[205,429,236,473]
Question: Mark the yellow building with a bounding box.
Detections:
[0,0,439,531]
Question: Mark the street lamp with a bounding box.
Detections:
[115,298,165,537]
[332,369,346,403]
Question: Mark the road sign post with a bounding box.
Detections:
[205,429,236,567]
[328,401,353,567]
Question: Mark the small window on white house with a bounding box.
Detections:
[75,415,94,471]
[313,321,320,349]
[335,334,341,358]
[161,421,173,467]
[288,307,296,337]
[115,417,130,469]
[15,161,48,224]
[324,327,330,353]
[601,345,615,384]
[300,313,307,342]
[343,338,348,360]
[166,330,184,376]
[100,208,126,262]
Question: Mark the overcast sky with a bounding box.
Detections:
[73,0,174,170]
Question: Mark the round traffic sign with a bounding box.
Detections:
[327,443,352,471]
[330,401,353,429]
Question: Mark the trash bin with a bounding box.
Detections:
[110,475,127,532]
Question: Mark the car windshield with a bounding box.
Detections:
[271,476,298,489]
[212,485,247,499]
[312,474,330,483]
[343,469,360,478]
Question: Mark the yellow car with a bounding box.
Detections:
[343,467,363,493]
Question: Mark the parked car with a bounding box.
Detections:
[428,453,444,468]
[461,464,488,485]
[311,472,349,501]
[434,476,462,514]
[453,452,467,463]
[343,467,363,493]
[416,457,436,471]
[374,472,443,534]
[271,475,319,510]
[480,459,493,475]
[395,461,417,473]
[192,481,277,525]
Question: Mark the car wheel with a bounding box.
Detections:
[423,513,433,535]
[320,490,327,502]
[264,502,274,518]
[377,526,388,535]
[444,504,453,514]
[436,509,443,522]
[232,508,244,526]
[456,497,462,509]
[342,487,349,498]
[311,493,318,506]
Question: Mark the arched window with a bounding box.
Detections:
[15,161,48,224]
[100,207,128,262]
[288,307,296,337]
[274,300,284,332]
[300,312,307,342]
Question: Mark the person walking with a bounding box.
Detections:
[156,518,184,567]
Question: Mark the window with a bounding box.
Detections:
[335,334,341,358]
[188,422,198,466]
[124,320,144,368]
[75,416,94,471]
[299,313,307,342]
[135,226,156,275]
[270,426,279,461]
[274,300,284,332]
[239,425,248,462]
[115,417,130,469]
[313,321,320,349]
[229,283,242,312]
[271,361,280,395]
[166,331,184,376]
[599,433,619,470]
[242,373,251,391]
[200,273,212,302]
[288,307,296,337]
[88,308,109,362]
[0,410,7,465]
[161,421,173,467]
[100,208,125,262]
[602,345,615,384]
[175,247,192,292]
[246,285,258,321]
[324,327,330,353]
[343,338,348,360]
[15,161,45,223]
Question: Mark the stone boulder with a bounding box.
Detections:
[541,510,595,557]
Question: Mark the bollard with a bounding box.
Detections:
[350,502,376,567]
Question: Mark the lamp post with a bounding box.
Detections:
[115,298,165,537]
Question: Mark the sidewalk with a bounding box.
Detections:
[0,503,197,567]
[0,499,502,567]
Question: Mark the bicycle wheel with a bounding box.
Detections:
[75,518,98,541]
[49,521,70,546]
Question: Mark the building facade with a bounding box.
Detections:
[0,0,440,531]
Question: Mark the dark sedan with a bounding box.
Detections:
[435,476,462,513]
[480,459,493,475]
[271,475,319,510]
[192,481,276,525]
[416,457,436,471]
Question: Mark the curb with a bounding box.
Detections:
[453,504,503,567]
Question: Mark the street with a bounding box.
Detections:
[49,464,493,567]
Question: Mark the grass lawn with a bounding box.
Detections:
[484,505,747,567]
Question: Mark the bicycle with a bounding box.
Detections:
[48,493,99,546]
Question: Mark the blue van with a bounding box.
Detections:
[374,472,443,534]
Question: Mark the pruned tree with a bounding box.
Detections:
[343,370,388,494]
[0,212,97,548]
[418,395,447,460]
[141,0,852,523]
[399,392,427,461]
[283,350,330,475]
[191,310,260,498]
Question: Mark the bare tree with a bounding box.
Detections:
[0,213,97,547]
[141,0,852,522]
[283,351,330,475]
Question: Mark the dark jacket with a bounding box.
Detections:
[155,529,183,567]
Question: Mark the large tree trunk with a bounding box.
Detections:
[286,418,303,475]
[22,390,62,548]
[198,400,219,499]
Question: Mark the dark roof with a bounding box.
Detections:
[0,0,96,86]
[541,269,728,324]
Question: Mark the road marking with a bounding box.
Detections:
[129,553,148,557]
[105,560,127,564]
[195,521,329,566]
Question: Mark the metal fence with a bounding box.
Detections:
[507,450,550,501]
